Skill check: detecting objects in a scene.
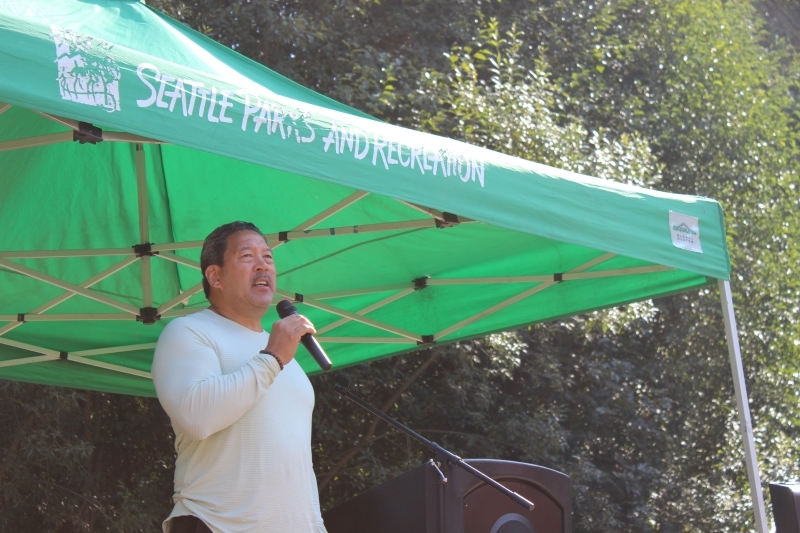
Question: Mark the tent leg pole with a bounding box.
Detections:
[718,279,768,532]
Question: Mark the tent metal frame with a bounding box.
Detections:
[719,280,768,531]
[0,105,769,532]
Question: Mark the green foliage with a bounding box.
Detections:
[145,0,481,117]
[0,382,174,532]
[409,19,662,189]
[319,0,800,529]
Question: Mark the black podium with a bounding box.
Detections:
[323,459,571,533]
[770,483,800,533]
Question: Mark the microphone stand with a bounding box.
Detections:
[334,374,535,512]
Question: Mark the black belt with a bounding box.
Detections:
[172,515,213,533]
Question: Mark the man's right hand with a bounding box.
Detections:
[263,313,316,365]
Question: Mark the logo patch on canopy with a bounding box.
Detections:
[51,25,121,113]
[669,211,702,253]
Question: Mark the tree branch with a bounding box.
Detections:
[316,430,393,479]
[0,413,35,504]
[52,481,115,525]
[413,428,531,456]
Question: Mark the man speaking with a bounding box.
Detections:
[152,221,327,533]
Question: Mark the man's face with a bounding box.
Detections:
[209,230,276,312]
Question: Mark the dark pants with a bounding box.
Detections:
[172,515,213,533]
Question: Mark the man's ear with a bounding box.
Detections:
[205,265,222,290]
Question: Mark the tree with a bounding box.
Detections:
[0,382,174,532]
[314,1,800,529]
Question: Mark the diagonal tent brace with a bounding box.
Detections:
[279,289,423,342]
[0,256,138,336]
[0,247,136,258]
[158,284,204,315]
[71,343,157,357]
[0,236,674,346]
[152,241,205,252]
[0,354,55,368]
[162,308,205,318]
[271,190,370,249]
[0,337,151,379]
[306,253,619,342]
[0,258,141,315]
[316,337,417,344]
[432,282,556,342]
[281,253,671,350]
[431,253,616,341]
[0,261,668,328]
[0,242,679,389]
[0,256,157,379]
[0,314,134,321]
[66,353,152,379]
[0,131,74,152]
[0,337,60,358]
[0,115,166,153]
[307,283,415,300]
[302,264,674,301]
[0,339,156,369]
[34,110,167,145]
[0,113,169,330]
[0,198,480,379]
[393,199,475,226]
[316,289,417,335]
[0,151,203,331]
[267,218,475,243]
[148,216,474,254]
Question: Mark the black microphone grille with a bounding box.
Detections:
[276,299,297,318]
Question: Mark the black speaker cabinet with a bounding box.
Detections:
[770,482,800,533]
[323,459,571,533]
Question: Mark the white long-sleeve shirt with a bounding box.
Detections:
[152,309,327,533]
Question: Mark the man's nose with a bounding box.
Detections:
[254,255,270,270]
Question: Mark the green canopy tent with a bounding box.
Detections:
[0,0,767,529]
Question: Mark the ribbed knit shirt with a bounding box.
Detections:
[152,309,327,533]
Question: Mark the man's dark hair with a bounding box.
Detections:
[200,221,263,299]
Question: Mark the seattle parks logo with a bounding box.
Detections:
[668,211,702,253]
[51,25,121,113]
[672,222,698,236]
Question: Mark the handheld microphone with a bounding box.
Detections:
[276,300,332,371]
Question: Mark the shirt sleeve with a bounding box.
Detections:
[152,319,281,441]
